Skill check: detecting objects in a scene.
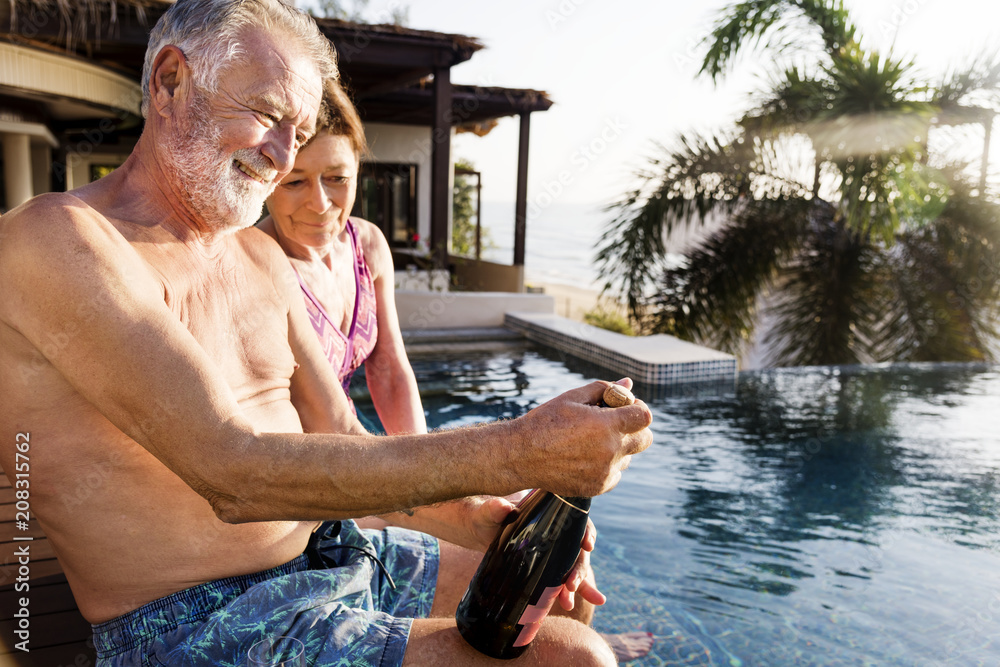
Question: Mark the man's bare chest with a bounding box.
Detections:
[137,244,297,395]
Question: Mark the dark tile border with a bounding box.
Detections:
[504,313,737,386]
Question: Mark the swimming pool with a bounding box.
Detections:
[357,348,1000,665]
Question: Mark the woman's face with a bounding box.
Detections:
[266,133,359,248]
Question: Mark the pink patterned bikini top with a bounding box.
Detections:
[294,219,378,406]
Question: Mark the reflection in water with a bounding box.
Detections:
[354,348,537,428]
[674,367,914,597]
[604,363,1000,665]
[359,351,1000,665]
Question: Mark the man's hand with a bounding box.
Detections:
[513,379,653,498]
[559,519,606,611]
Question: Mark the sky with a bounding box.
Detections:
[306,0,1000,208]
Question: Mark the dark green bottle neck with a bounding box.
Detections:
[553,495,591,513]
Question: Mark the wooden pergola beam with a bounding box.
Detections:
[514,112,530,270]
[430,65,451,268]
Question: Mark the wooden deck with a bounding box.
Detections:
[0,467,95,667]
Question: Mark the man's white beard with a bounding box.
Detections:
[163,92,278,232]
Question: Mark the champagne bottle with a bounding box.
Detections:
[455,384,635,659]
[455,489,592,659]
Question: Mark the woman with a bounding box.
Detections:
[259,80,426,435]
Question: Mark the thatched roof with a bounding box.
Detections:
[6,0,169,50]
[1,1,484,80]
[0,1,551,127]
[5,2,484,59]
[313,15,483,57]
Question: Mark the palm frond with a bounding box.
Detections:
[763,212,880,366]
[742,67,835,134]
[882,235,988,362]
[700,0,857,82]
[793,0,856,58]
[824,50,926,116]
[604,0,1000,366]
[595,197,671,324]
[863,170,1000,362]
[700,0,788,82]
[933,49,1000,110]
[650,197,815,356]
[596,130,813,323]
[835,154,943,243]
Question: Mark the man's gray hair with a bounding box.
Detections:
[140,0,338,118]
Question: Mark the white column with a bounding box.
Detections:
[2,133,33,209]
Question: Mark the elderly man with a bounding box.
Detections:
[0,0,651,665]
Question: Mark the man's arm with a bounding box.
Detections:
[0,197,652,524]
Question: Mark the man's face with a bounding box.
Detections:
[163,27,323,232]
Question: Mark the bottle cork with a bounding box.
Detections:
[602,384,635,408]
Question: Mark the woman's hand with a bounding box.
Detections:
[381,492,525,552]
[452,489,536,551]
[559,520,607,610]
[459,494,519,551]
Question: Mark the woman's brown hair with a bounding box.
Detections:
[314,77,367,160]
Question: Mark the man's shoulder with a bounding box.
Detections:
[0,192,158,330]
[235,224,290,267]
[5,191,93,224]
[233,226,301,300]
[0,192,118,260]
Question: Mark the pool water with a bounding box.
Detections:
[356,349,1000,666]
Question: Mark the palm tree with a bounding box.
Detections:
[597,0,1000,366]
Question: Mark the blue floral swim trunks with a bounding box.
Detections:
[91,520,439,667]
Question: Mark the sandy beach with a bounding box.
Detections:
[527,280,624,323]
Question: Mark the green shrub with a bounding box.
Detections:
[584,307,635,336]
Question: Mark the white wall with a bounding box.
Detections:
[396,291,554,330]
[363,122,454,251]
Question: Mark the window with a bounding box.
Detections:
[89,164,117,181]
[354,162,417,247]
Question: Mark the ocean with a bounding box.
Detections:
[479,200,610,290]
